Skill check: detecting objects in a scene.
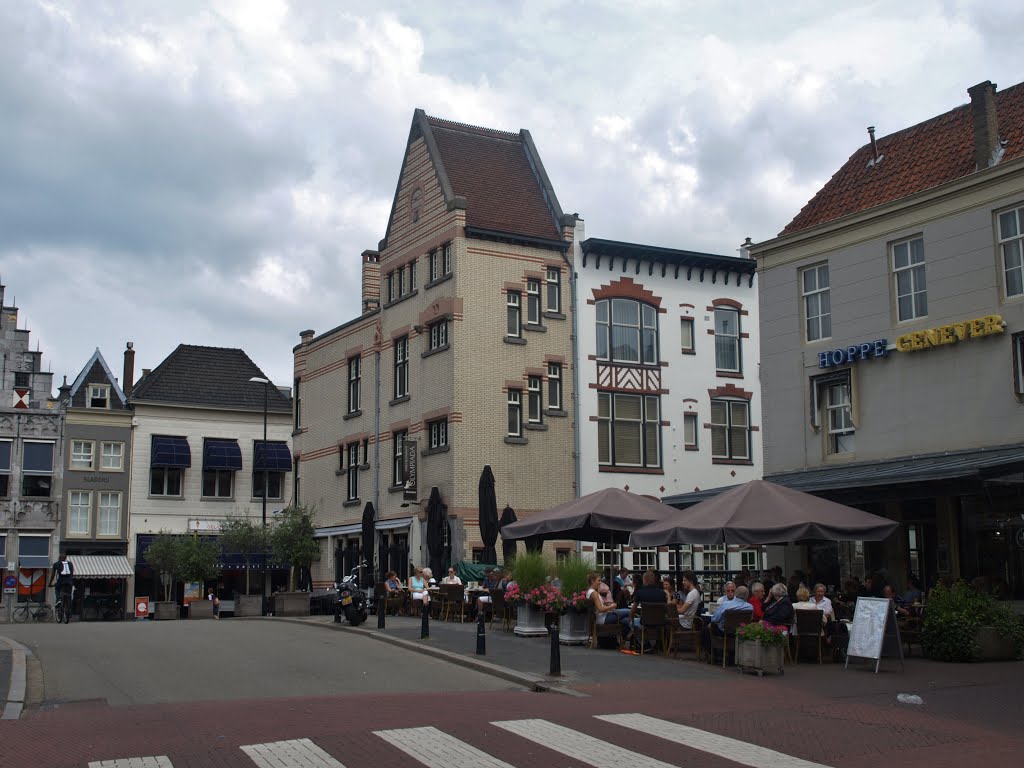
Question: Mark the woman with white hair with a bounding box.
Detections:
[762,582,793,631]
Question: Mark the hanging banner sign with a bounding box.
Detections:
[403,440,418,501]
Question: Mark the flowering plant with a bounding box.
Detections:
[563,590,592,612]
[735,621,786,647]
[503,583,522,603]
[521,584,565,613]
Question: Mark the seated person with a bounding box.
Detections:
[882,584,910,617]
[902,575,923,606]
[408,567,430,610]
[716,581,737,606]
[597,577,616,606]
[384,571,402,591]
[677,571,702,629]
[442,567,462,585]
[586,572,631,633]
[627,570,668,643]
[808,583,834,619]
[748,581,765,621]
[661,577,675,604]
[792,585,815,611]
[762,582,793,632]
[702,585,753,658]
[475,567,500,614]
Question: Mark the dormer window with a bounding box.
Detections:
[88,384,110,409]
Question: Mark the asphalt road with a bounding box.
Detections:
[1,618,517,707]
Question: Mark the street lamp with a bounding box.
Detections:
[249,376,270,604]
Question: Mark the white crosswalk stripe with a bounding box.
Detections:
[492,718,678,768]
[375,726,517,768]
[88,758,174,768]
[596,713,833,768]
[240,737,347,767]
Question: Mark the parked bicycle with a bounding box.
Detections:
[12,601,54,623]
[82,594,125,622]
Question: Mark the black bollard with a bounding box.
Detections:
[476,611,486,655]
[549,623,561,676]
[377,593,385,629]
[421,598,430,639]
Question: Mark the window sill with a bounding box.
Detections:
[524,423,548,431]
[359,463,370,471]
[680,349,696,355]
[421,343,450,359]
[291,428,307,437]
[504,436,528,445]
[389,394,411,406]
[523,323,547,333]
[711,458,754,466]
[334,470,346,477]
[387,484,406,494]
[147,495,184,500]
[342,498,362,508]
[250,498,285,504]
[684,445,699,451]
[425,273,453,290]
[421,444,451,457]
[544,311,566,320]
[715,371,744,379]
[547,409,568,418]
[343,410,363,421]
[504,336,527,346]
[200,496,236,502]
[383,289,419,309]
[598,466,664,474]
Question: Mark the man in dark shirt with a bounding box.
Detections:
[626,570,668,646]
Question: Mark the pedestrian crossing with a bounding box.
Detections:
[88,714,833,768]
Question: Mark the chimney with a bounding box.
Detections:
[361,250,381,314]
[968,80,1001,170]
[123,341,135,396]
[299,329,315,346]
[738,237,754,259]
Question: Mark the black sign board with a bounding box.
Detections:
[403,440,418,501]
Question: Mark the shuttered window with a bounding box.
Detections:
[597,392,661,468]
[710,399,750,460]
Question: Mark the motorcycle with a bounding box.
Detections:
[334,563,368,626]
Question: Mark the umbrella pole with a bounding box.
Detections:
[675,544,682,595]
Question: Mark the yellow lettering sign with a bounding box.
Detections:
[896,315,1004,354]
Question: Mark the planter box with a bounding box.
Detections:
[152,601,179,621]
[273,592,311,617]
[558,608,590,645]
[234,594,263,617]
[975,626,1020,661]
[513,601,548,637]
[736,638,785,675]
[188,600,214,620]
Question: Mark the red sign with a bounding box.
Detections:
[135,596,150,619]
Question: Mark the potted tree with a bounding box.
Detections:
[508,551,552,637]
[181,535,222,619]
[556,555,595,645]
[268,505,320,616]
[219,514,269,617]
[145,533,185,621]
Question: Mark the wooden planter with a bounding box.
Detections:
[152,601,179,621]
[736,638,785,676]
[188,600,214,620]
[273,592,311,617]
[234,594,263,617]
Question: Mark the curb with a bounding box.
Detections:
[0,635,29,720]
[271,617,586,697]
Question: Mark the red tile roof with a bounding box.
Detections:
[781,81,1024,235]
[425,115,563,241]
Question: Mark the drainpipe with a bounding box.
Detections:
[559,215,583,545]
[373,346,381,560]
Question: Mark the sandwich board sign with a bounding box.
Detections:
[845,596,904,673]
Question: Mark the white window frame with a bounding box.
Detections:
[595,298,660,366]
[348,355,360,413]
[546,267,561,313]
[507,390,522,437]
[997,205,1024,298]
[506,292,521,338]
[740,549,760,572]
[87,384,110,409]
[71,439,95,470]
[526,279,542,325]
[443,242,452,275]
[801,263,832,342]
[394,336,409,398]
[346,442,359,501]
[595,542,620,571]
[702,544,726,571]
[429,419,448,449]
[683,412,698,450]
[631,547,657,571]
[202,469,234,499]
[710,398,750,460]
[680,317,695,353]
[527,376,543,423]
[100,441,123,471]
[252,471,284,501]
[714,308,741,373]
[547,363,562,410]
[429,250,439,282]
[892,235,927,322]
[597,392,661,468]
[826,381,856,455]
[429,320,448,350]
[667,546,692,572]
[68,490,92,536]
[98,491,121,537]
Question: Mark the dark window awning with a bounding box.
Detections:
[152,436,191,468]
[254,441,292,472]
[204,439,242,471]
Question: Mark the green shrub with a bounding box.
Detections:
[510,550,551,592]
[555,555,594,596]
[923,581,1024,662]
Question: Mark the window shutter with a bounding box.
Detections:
[615,422,642,465]
[597,421,610,464]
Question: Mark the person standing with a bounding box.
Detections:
[208,588,220,619]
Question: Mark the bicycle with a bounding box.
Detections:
[53,584,72,624]
[12,601,54,623]
[83,594,125,622]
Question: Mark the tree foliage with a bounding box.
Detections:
[269,505,320,591]
[145,532,185,601]
[179,535,222,584]
[219,513,269,594]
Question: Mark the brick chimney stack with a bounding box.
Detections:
[123,341,135,396]
[361,250,381,314]
[968,80,1001,170]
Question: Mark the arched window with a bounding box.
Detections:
[595,298,659,365]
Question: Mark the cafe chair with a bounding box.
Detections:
[636,602,669,655]
[709,610,748,667]
[589,605,624,650]
[665,604,701,658]
[794,609,825,663]
[489,589,512,632]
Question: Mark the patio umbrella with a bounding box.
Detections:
[360,501,375,589]
[478,466,499,565]
[499,487,678,543]
[498,505,518,564]
[629,479,899,547]
[425,487,446,582]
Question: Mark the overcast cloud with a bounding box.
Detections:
[1,0,1021,389]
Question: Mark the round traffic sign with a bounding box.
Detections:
[3,575,16,589]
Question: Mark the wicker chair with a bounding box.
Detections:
[489,589,512,632]
[589,605,624,650]
[665,604,702,658]
[708,610,750,667]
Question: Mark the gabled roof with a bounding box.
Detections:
[381,110,566,249]
[67,348,127,408]
[781,81,1024,235]
[129,344,291,413]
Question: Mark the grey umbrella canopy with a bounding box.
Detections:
[629,479,899,547]
[425,487,446,581]
[499,487,677,544]
[498,505,518,564]
[478,466,499,565]
[360,502,375,588]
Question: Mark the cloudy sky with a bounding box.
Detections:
[2,0,1021,390]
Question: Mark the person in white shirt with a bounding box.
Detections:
[441,567,462,585]
[808,583,834,619]
[676,571,702,629]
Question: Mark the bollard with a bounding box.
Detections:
[476,611,486,655]
[377,593,385,629]
[548,623,561,676]
[421,598,430,639]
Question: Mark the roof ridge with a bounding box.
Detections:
[425,114,520,141]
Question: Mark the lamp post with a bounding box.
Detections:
[249,376,270,602]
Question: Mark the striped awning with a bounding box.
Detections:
[68,555,134,579]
